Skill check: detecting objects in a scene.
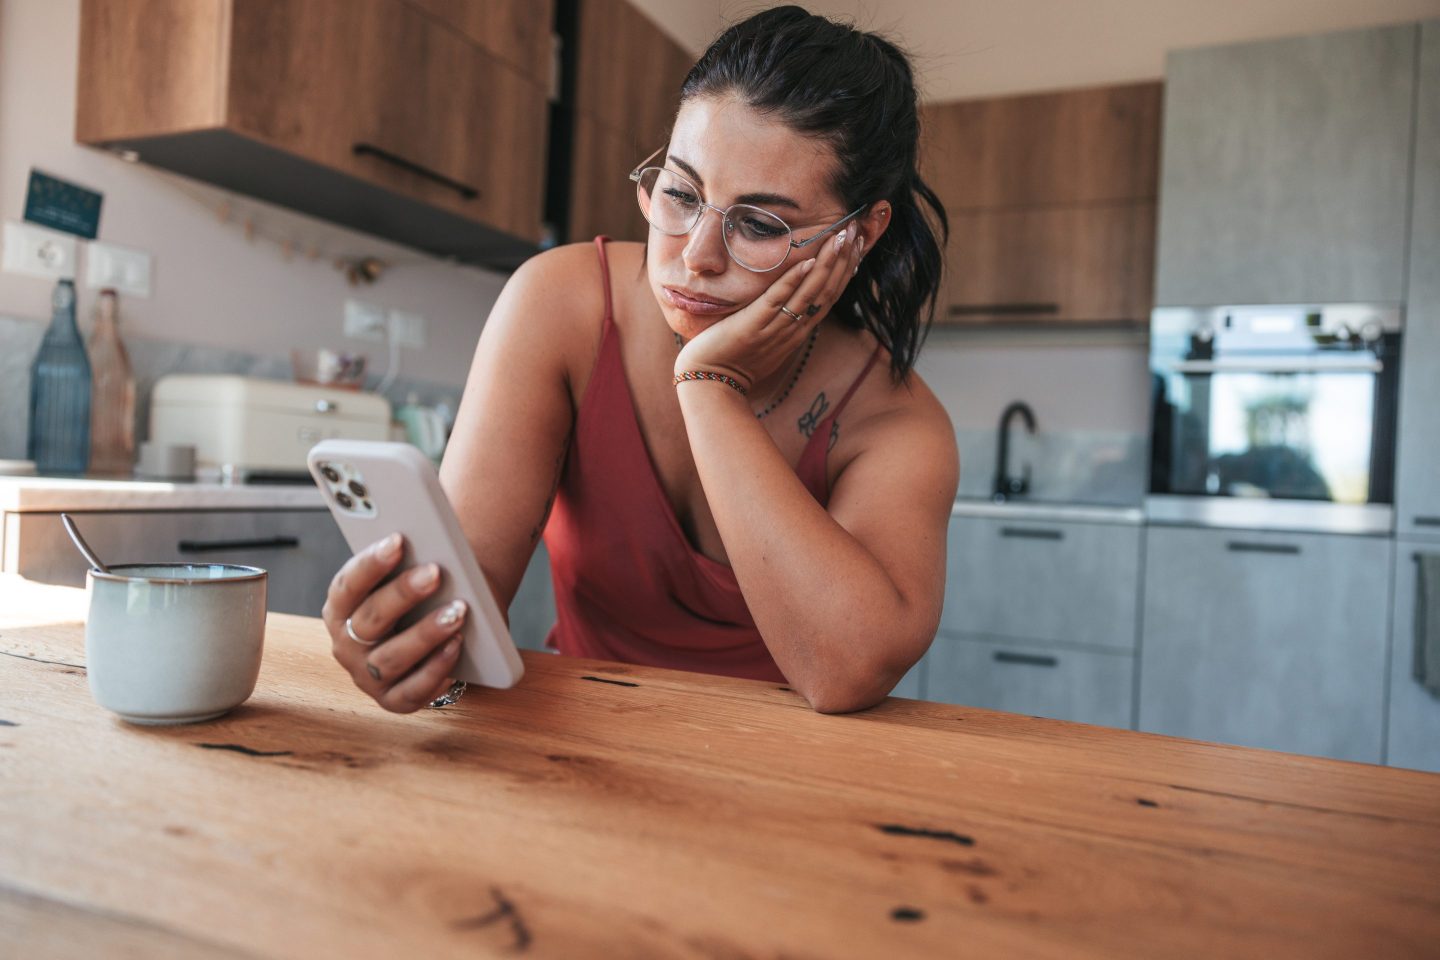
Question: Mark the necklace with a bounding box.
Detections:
[755,326,819,421]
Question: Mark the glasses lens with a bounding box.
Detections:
[636,167,701,236]
[724,205,792,271]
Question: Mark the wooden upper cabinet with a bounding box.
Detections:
[77,0,548,265]
[567,0,693,243]
[921,80,1162,326]
[921,81,1162,210]
[401,0,555,90]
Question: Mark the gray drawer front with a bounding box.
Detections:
[8,510,350,617]
[942,516,1142,650]
[925,633,1134,729]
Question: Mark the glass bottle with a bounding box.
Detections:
[28,279,92,474]
[88,288,137,476]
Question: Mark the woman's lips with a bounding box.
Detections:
[662,286,736,316]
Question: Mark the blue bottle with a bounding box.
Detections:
[28,279,92,474]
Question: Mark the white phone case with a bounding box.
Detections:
[307,439,524,689]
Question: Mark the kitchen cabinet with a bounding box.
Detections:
[509,540,557,652]
[1387,538,1440,773]
[927,635,1134,729]
[920,81,1161,327]
[1154,24,1418,306]
[401,0,555,89]
[1138,525,1391,762]
[76,0,550,266]
[2,509,350,618]
[1396,22,1440,538]
[925,514,1142,727]
[565,0,693,243]
[941,515,1143,651]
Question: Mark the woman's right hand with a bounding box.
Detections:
[320,532,469,713]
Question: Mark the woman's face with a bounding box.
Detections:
[646,95,854,341]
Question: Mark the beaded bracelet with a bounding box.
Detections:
[673,370,749,396]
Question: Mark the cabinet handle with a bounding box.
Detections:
[1226,541,1301,555]
[177,537,300,554]
[993,651,1059,668]
[352,143,479,200]
[1415,516,1440,528]
[949,302,1060,317]
[1000,526,1064,541]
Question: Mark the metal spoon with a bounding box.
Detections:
[60,513,109,574]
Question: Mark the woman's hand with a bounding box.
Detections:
[674,224,865,390]
[320,533,468,714]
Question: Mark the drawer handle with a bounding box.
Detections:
[949,302,1060,317]
[1226,541,1301,555]
[993,651,1059,668]
[177,536,300,554]
[1000,527,1064,541]
[352,142,479,200]
[1416,516,1440,528]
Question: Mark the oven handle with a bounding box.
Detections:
[1167,358,1383,374]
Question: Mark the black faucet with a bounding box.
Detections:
[993,401,1036,502]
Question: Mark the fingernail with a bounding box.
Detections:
[436,599,467,627]
[856,237,865,256]
[410,564,439,589]
[381,533,402,559]
[801,258,816,274]
[835,228,848,250]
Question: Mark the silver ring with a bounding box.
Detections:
[428,680,468,709]
[344,617,379,647]
[778,305,803,323]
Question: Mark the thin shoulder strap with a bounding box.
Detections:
[592,235,614,330]
[829,344,884,421]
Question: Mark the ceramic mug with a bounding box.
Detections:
[85,563,268,724]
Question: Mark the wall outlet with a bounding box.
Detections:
[343,298,387,341]
[388,309,426,349]
[85,240,152,297]
[2,220,78,280]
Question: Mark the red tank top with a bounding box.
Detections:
[542,237,882,682]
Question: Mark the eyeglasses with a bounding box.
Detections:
[629,146,865,273]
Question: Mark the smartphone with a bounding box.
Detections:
[306,439,524,689]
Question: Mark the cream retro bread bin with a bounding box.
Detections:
[150,375,391,481]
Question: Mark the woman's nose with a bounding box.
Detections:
[682,206,729,275]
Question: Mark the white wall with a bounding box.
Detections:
[0,0,507,390]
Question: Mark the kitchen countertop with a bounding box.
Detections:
[4,575,1438,958]
[951,498,1145,525]
[0,475,325,512]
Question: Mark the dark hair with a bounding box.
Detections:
[680,5,948,381]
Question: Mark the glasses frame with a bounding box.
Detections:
[628,146,866,273]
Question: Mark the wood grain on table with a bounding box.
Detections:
[1,575,1438,959]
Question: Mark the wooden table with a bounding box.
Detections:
[3,575,1439,959]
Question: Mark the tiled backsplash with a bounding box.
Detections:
[954,428,1148,506]
[0,315,462,463]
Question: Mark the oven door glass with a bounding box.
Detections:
[1156,370,1376,504]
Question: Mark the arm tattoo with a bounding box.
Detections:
[528,435,570,547]
[798,392,830,438]
[674,332,687,348]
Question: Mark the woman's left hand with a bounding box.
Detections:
[674,225,865,390]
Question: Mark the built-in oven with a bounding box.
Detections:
[1147,303,1402,534]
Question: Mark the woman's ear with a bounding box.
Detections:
[856,200,892,257]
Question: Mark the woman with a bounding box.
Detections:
[320,6,958,714]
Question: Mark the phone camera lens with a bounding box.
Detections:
[348,479,368,498]
[320,464,341,483]
[335,491,355,510]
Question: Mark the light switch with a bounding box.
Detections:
[388,309,427,349]
[2,220,78,280]
[85,240,152,297]
[343,298,387,341]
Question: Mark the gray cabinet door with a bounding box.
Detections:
[926,634,1134,729]
[6,509,350,617]
[1138,526,1390,762]
[1396,22,1440,537]
[509,540,556,652]
[1387,538,1440,773]
[1155,24,1417,305]
[941,516,1142,650]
